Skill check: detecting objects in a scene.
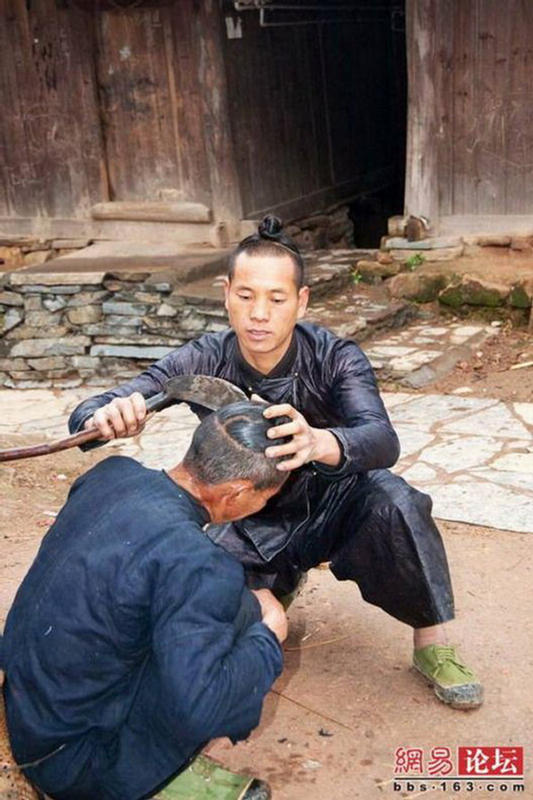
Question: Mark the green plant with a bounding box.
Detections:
[405,253,425,271]
[351,269,362,284]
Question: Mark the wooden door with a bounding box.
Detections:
[0,0,107,220]
[95,4,211,206]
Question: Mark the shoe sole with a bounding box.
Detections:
[241,779,272,800]
[155,759,270,800]
[413,662,484,710]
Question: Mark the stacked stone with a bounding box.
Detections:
[0,238,90,270]
[0,271,229,388]
[285,205,353,250]
[354,233,533,322]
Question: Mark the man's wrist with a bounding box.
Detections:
[310,428,342,467]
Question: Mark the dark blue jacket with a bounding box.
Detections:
[1,456,282,799]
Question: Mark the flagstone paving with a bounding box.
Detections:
[0,387,531,533]
[364,322,499,388]
[383,393,532,533]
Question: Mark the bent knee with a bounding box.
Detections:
[364,470,433,518]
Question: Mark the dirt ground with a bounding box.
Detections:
[1,475,531,799]
[0,445,104,618]
[429,322,533,402]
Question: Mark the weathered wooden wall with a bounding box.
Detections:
[0,0,217,222]
[406,0,533,220]
[1,0,405,229]
[95,5,215,207]
[0,0,107,220]
[222,4,405,220]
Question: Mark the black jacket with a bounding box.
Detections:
[69,323,400,561]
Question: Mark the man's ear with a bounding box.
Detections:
[213,480,249,516]
[225,481,249,505]
[297,285,309,318]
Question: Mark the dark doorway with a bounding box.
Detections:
[223,1,407,233]
[344,0,408,247]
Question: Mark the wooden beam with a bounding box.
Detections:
[404,0,439,225]
[91,201,211,223]
[195,0,243,229]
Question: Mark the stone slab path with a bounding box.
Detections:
[383,393,532,534]
[364,322,499,388]
[0,387,531,534]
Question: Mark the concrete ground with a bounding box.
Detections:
[0,346,531,798]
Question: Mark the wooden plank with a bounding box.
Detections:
[443,0,533,215]
[323,21,364,185]
[449,0,472,215]
[193,0,242,224]
[91,200,211,222]
[0,0,33,217]
[505,0,533,212]
[95,8,187,203]
[223,12,254,217]
[169,1,211,206]
[308,25,331,192]
[404,0,439,222]
[472,0,507,214]
[434,0,455,217]
[0,0,107,219]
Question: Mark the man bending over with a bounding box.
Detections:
[1,402,288,800]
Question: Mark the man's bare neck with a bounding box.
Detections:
[166,464,208,511]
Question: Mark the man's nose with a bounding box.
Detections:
[250,298,269,320]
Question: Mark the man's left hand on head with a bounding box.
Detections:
[262,403,321,470]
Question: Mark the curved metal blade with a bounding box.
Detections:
[145,375,248,413]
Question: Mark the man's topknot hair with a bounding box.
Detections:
[182,401,291,490]
[258,215,283,239]
[228,215,305,288]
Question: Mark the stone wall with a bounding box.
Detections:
[355,239,533,329]
[285,205,353,250]
[0,237,90,270]
[0,271,228,388]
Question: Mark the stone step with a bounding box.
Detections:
[363,321,499,388]
[11,242,233,285]
[174,250,360,306]
[0,216,221,247]
[90,201,211,224]
[306,283,418,342]
[90,220,220,246]
[383,235,463,250]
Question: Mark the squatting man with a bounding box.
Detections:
[69,216,483,713]
[1,402,291,800]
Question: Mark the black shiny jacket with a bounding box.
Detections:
[69,322,400,560]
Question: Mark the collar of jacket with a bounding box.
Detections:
[235,333,298,388]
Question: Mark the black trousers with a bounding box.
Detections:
[208,469,454,629]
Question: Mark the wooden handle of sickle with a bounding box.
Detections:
[0,392,170,463]
[0,427,105,463]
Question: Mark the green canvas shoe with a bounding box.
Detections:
[153,754,271,800]
[413,644,484,709]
